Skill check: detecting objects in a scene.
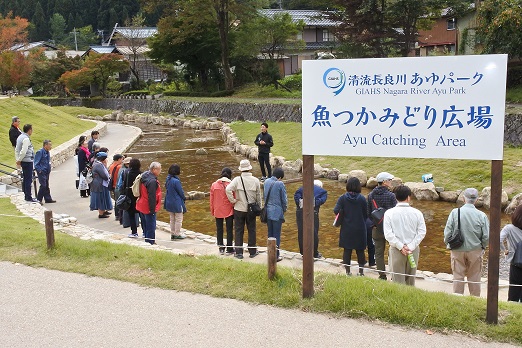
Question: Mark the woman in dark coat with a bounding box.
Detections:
[334,177,368,276]
[75,136,90,197]
[89,151,113,218]
[121,158,142,238]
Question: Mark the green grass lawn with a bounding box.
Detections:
[0,98,95,165]
[0,197,520,345]
[230,122,522,195]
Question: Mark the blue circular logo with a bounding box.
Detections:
[323,68,346,96]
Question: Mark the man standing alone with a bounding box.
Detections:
[15,124,37,202]
[9,116,22,148]
[254,122,273,181]
[34,140,56,204]
[367,172,397,280]
[383,185,426,286]
[444,188,489,297]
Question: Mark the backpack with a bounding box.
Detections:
[131,173,142,197]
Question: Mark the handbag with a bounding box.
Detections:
[115,171,131,211]
[370,199,385,226]
[447,208,464,250]
[240,176,261,217]
[512,241,522,268]
[115,194,131,211]
[260,182,275,224]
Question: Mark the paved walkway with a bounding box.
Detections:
[0,262,515,348]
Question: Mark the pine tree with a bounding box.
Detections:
[30,2,49,41]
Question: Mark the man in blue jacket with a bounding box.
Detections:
[34,139,56,204]
[294,180,328,258]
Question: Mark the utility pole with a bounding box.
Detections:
[72,28,78,51]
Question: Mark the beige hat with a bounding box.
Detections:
[238,159,252,171]
[122,157,132,165]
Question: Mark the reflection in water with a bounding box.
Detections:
[125,123,509,274]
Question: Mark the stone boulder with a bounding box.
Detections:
[403,182,439,201]
[390,177,403,189]
[325,168,340,180]
[481,187,509,209]
[314,164,327,176]
[187,191,206,200]
[338,173,349,183]
[195,148,208,155]
[348,170,367,187]
[366,177,378,189]
[282,159,302,173]
[272,156,286,168]
[505,193,522,214]
[247,147,258,160]
[439,191,459,203]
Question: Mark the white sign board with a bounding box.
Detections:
[302,55,507,160]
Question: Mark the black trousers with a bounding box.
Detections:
[296,208,320,257]
[234,210,257,256]
[257,152,271,178]
[343,249,366,275]
[216,215,234,253]
[508,263,522,302]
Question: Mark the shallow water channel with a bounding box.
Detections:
[125,122,509,274]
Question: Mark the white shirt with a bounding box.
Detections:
[384,202,426,251]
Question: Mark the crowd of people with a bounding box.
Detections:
[7,118,522,302]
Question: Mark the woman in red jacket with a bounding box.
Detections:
[210,167,234,255]
[136,162,162,245]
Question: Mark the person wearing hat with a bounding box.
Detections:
[108,154,125,220]
[9,116,22,148]
[226,159,262,259]
[443,188,489,297]
[89,151,113,218]
[367,171,397,280]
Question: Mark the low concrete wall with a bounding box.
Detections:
[40,98,302,123]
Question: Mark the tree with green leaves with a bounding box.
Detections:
[143,0,268,91]
[233,12,304,88]
[118,13,148,87]
[326,0,474,58]
[477,0,522,59]
[49,13,66,44]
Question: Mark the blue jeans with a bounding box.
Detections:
[140,212,156,244]
[267,219,283,257]
[21,161,34,200]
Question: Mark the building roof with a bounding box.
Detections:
[114,27,157,39]
[11,41,58,51]
[259,9,339,27]
[87,46,118,54]
[116,46,151,55]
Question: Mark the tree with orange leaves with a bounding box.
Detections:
[59,53,129,96]
[0,11,29,52]
[0,11,31,90]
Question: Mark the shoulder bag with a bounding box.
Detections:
[370,199,385,226]
[240,176,261,217]
[447,208,464,250]
[260,182,274,224]
[115,170,132,211]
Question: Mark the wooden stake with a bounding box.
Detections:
[267,237,277,280]
[486,160,502,324]
[44,209,55,249]
[302,155,315,298]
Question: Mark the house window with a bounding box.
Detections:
[297,31,303,40]
[447,18,456,30]
[322,29,333,42]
